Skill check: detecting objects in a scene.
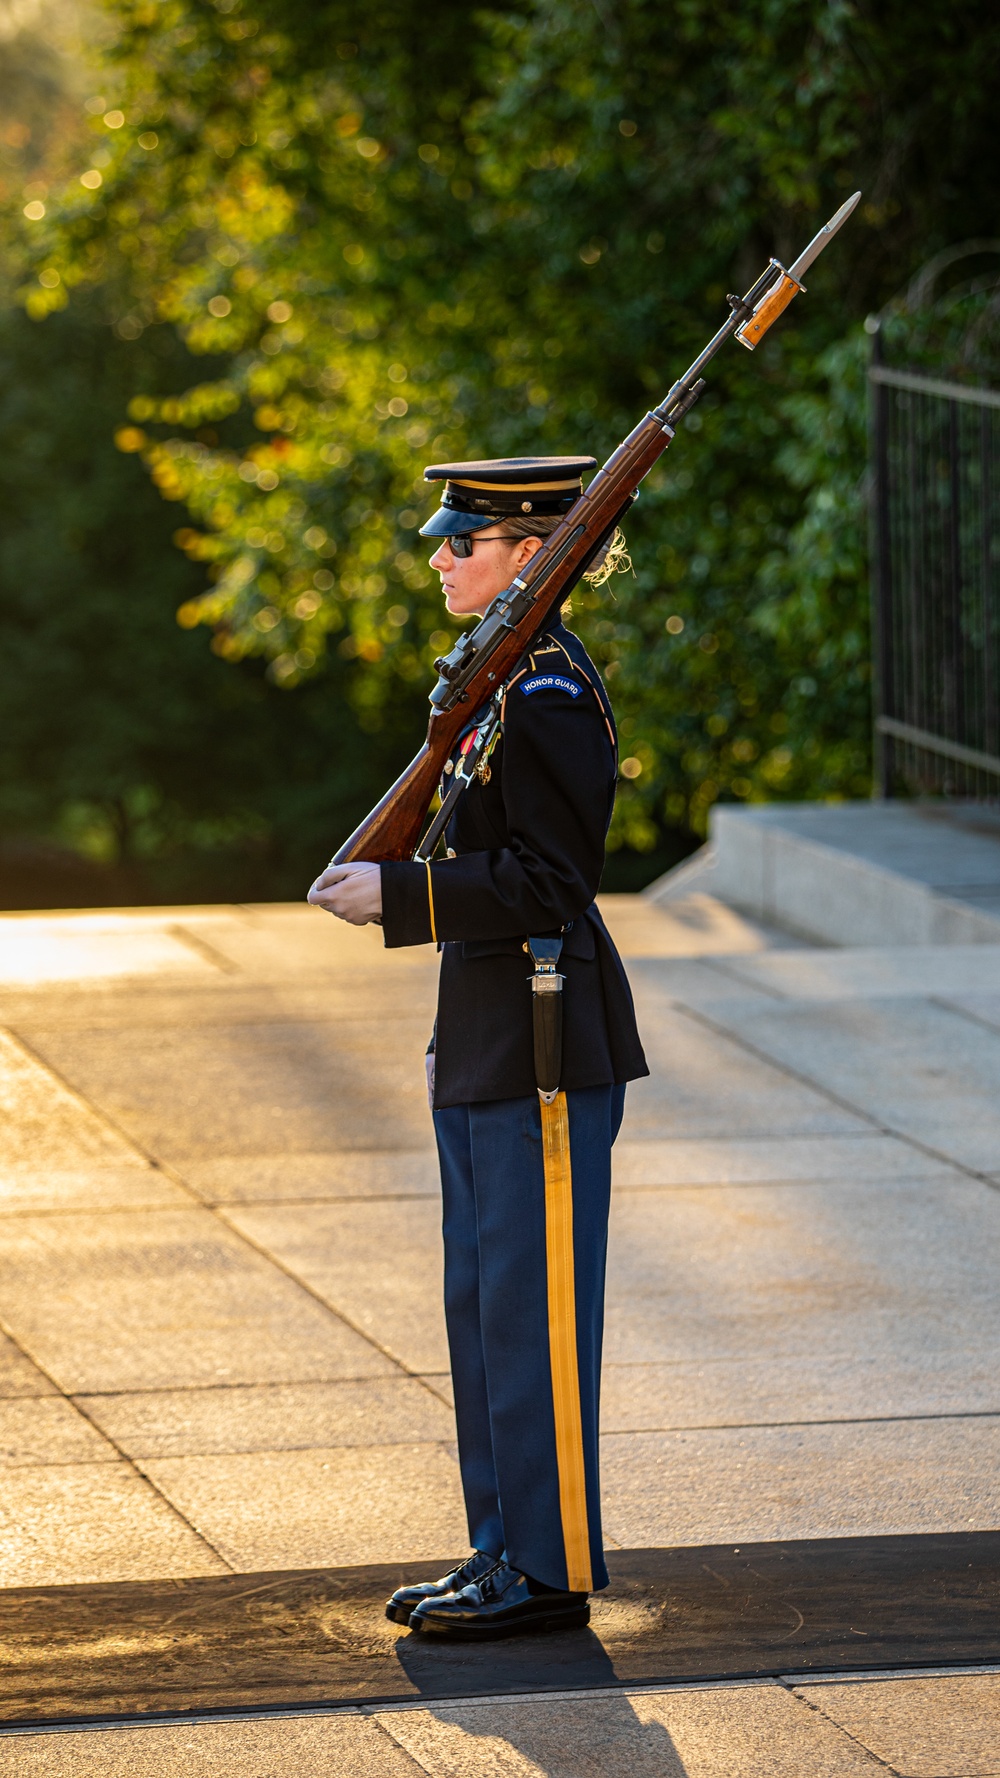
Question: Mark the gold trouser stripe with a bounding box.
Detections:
[540,1090,592,1593]
[425,860,437,943]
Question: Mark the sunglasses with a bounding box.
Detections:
[447,532,520,558]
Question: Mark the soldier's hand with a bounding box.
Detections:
[425,1051,435,1111]
[307,862,383,925]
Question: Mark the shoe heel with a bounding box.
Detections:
[538,1604,590,1634]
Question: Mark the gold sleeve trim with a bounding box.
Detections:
[425,859,437,944]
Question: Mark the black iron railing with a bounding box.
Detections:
[870,331,1000,798]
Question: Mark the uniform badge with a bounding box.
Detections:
[520,673,581,698]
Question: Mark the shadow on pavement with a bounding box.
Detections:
[2,1534,999,1731]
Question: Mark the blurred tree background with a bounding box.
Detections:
[1,0,998,904]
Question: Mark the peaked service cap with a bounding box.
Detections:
[418,455,596,537]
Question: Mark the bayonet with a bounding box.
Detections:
[734,190,863,351]
[789,190,863,284]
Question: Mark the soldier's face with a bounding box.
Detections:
[430,528,543,617]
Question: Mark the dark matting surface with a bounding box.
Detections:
[2,1534,999,1730]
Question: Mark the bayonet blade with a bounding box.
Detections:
[788,190,861,283]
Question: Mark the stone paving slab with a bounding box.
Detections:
[623,954,788,1010]
[10,1675,1000,1778]
[375,1682,883,1777]
[0,1690,928,1778]
[0,1715,424,1777]
[616,1004,870,1139]
[0,1030,143,1172]
[599,1350,1000,1431]
[0,1208,394,1393]
[224,1198,448,1374]
[604,1179,1000,1367]
[22,1017,435,1161]
[0,1462,224,1588]
[595,891,788,959]
[76,1377,454,1459]
[611,1132,961,1186]
[0,915,222,985]
[133,1135,959,1209]
[0,1165,188,1216]
[180,1148,439,1205]
[0,1336,54,1399]
[177,906,439,979]
[720,942,1000,999]
[600,1417,1000,1547]
[796,1669,1000,1777]
[939,991,1000,1037]
[0,977,438,1031]
[137,1443,467,1569]
[693,995,1000,1172]
[0,1398,117,1467]
[4,932,777,1033]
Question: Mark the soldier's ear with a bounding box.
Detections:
[512,534,545,571]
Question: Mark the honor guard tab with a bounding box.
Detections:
[419,456,597,537]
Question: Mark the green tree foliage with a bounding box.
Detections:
[0,296,421,899]
[0,3,448,897]
[3,0,999,893]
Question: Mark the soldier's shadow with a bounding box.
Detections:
[393,1629,688,1774]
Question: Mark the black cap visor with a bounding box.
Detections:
[418,506,501,539]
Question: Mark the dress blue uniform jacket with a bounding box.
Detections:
[380,621,648,1106]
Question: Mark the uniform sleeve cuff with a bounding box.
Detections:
[380,860,436,949]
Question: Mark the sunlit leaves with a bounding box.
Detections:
[10,0,1000,844]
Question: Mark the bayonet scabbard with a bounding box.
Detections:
[527,935,565,1101]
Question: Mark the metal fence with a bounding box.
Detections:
[870,333,1000,799]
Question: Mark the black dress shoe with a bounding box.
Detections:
[409,1558,589,1639]
[385,1550,499,1627]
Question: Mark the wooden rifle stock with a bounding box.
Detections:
[332,409,674,863]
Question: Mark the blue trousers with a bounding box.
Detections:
[433,1083,625,1594]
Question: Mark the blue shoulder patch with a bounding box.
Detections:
[520,673,581,699]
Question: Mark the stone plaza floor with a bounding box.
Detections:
[2,892,1000,1773]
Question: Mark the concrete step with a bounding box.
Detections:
[647,801,1000,946]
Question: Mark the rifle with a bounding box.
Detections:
[332,191,861,867]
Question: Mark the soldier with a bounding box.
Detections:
[309,457,647,1638]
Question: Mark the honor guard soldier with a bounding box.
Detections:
[309,455,648,1638]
